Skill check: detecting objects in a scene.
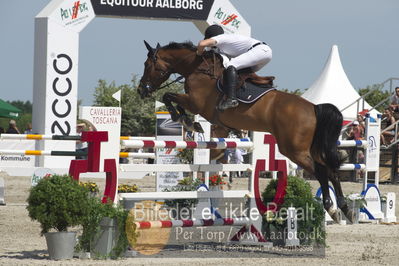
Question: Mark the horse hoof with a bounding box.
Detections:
[328,208,341,223]
[193,122,204,133]
[343,209,356,224]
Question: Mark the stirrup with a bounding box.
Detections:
[218,98,239,111]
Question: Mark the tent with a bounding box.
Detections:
[302,45,378,121]
[0,99,22,118]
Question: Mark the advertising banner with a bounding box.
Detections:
[91,0,214,20]
[365,119,380,172]
[79,106,122,171]
[156,112,183,192]
[205,0,250,36]
[0,140,35,168]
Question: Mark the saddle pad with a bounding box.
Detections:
[216,79,276,104]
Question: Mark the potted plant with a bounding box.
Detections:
[26,174,91,260]
[262,175,326,246]
[79,181,99,197]
[207,174,227,190]
[77,198,130,259]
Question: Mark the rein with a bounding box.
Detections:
[158,75,185,90]
[158,50,219,90]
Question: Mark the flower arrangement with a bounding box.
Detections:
[118,184,139,193]
[207,174,227,187]
[79,181,99,193]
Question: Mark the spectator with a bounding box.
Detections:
[6,120,20,134]
[75,123,88,159]
[225,148,245,184]
[24,123,33,134]
[381,107,397,146]
[390,86,399,112]
[0,127,4,134]
[347,120,365,140]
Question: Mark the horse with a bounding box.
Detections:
[137,40,354,223]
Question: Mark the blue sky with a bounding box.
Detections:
[1,0,398,105]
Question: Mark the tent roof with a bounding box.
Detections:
[0,99,22,118]
[302,45,377,121]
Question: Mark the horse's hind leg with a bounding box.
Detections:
[315,162,341,223]
[329,175,356,223]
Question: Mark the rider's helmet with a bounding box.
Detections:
[204,24,224,39]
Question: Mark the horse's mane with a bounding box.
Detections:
[162,41,196,51]
[161,41,224,69]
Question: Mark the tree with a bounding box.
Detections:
[92,76,184,136]
[358,84,391,112]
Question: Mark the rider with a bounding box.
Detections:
[197,24,272,111]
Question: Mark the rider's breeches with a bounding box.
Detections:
[227,44,272,72]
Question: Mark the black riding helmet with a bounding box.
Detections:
[204,24,224,39]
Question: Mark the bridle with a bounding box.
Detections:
[140,47,220,92]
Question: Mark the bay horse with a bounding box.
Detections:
[137,41,354,223]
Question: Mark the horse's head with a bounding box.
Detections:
[138,41,172,99]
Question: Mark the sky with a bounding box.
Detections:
[1,0,398,106]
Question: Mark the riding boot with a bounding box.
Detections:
[218,66,239,111]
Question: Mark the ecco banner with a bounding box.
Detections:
[91,0,214,20]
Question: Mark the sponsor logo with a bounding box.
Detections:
[214,7,241,29]
[60,1,89,21]
[51,53,73,135]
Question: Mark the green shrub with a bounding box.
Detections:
[77,198,129,259]
[26,174,91,235]
[262,175,326,246]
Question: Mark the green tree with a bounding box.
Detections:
[358,84,391,112]
[92,76,183,136]
[0,100,32,133]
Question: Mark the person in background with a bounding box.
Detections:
[0,127,4,134]
[381,107,397,146]
[75,123,88,159]
[6,120,20,134]
[24,123,33,134]
[389,86,399,116]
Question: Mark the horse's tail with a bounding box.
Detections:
[311,103,343,172]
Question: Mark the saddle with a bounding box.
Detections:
[217,69,276,104]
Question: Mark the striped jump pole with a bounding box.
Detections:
[337,140,368,148]
[1,134,156,141]
[134,218,250,230]
[0,149,87,157]
[119,152,155,159]
[0,149,155,159]
[210,137,251,142]
[121,140,253,150]
[0,134,81,141]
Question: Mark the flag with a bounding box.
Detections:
[112,90,121,102]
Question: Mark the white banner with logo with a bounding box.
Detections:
[365,118,380,172]
[156,112,183,192]
[79,106,122,171]
[0,140,35,168]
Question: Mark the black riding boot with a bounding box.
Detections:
[218,66,239,111]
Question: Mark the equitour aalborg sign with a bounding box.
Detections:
[91,0,214,20]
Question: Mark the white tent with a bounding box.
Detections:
[302,45,378,121]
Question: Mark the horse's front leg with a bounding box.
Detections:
[162,93,181,122]
[163,93,204,133]
[176,106,204,133]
